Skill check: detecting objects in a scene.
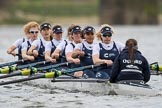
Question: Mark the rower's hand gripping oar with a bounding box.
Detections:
[0,62,71,79]
[0,64,100,86]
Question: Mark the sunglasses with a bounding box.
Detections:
[102,33,112,37]
[30,31,39,34]
[85,32,94,35]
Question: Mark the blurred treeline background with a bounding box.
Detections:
[0,0,162,25]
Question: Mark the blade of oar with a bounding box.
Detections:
[0,59,25,68]
[150,62,162,75]
[150,62,162,71]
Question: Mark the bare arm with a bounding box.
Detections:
[72,49,81,58]
[45,51,56,63]
[7,45,17,56]
[27,45,39,57]
[52,49,61,59]
[93,54,113,66]
[66,52,80,64]
[22,50,34,61]
[27,45,36,55]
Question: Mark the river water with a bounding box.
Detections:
[0,25,162,108]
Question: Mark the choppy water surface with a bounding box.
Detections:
[0,25,162,108]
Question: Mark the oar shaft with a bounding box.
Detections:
[38,62,70,71]
[0,68,38,79]
[0,71,22,79]
[51,79,108,83]
[17,61,51,69]
[0,75,44,86]
[63,64,99,73]
[0,60,24,68]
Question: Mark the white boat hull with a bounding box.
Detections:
[21,76,159,96]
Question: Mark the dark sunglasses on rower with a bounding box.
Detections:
[30,31,39,34]
[85,32,94,35]
[102,33,112,37]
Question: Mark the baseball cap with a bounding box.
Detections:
[83,26,95,34]
[40,23,51,30]
[100,26,113,35]
[52,25,63,33]
[71,25,81,33]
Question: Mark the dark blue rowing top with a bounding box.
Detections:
[51,40,61,63]
[35,39,45,62]
[17,38,25,60]
[97,42,119,71]
[80,43,93,66]
[60,40,68,62]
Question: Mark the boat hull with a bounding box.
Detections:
[22,76,159,96]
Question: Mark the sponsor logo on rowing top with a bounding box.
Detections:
[104,53,115,58]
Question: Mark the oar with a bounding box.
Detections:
[0,64,100,86]
[150,62,162,75]
[51,78,108,83]
[0,59,25,68]
[0,60,52,74]
[0,62,71,79]
[0,72,57,86]
[0,61,51,74]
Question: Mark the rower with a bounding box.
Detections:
[45,25,63,63]
[6,22,32,60]
[27,22,52,62]
[92,24,125,79]
[65,25,83,76]
[52,24,75,63]
[72,26,96,78]
[21,21,40,64]
[110,39,150,83]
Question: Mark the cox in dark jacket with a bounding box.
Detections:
[110,39,150,83]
